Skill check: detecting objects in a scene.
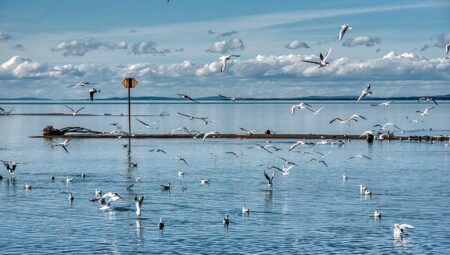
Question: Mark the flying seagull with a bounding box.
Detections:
[173,157,189,166]
[88,88,101,101]
[68,81,95,88]
[417,97,438,106]
[1,160,18,175]
[136,118,158,128]
[52,138,72,153]
[202,131,219,141]
[330,114,366,125]
[357,83,372,101]
[289,140,314,151]
[177,93,199,103]
[348,154,371,160]
[311,106,325,115]
[302,48,331,68]
[148,149,166,154]
[371,101,392,107]
[373,122,404,132]
[220,55,240,72]
[65,105,85,116]
[416,106,434,116]
[218,94,241,102]
[239,127,258,135]
[171,126,191,135]
[264,171,275,189]
[339,24,352,41]
[291,102,313,114]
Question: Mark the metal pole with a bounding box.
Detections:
[128,79,131,153]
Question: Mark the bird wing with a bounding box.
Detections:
[339,27,345,41]
[65,105,75,112]
[264,171,271,181]
[329,118,342,124]
[186,96,199,103]
[177,112,192,118]
[230,55,240,57]
[399,224,414,229]
[75,107,85,113]
[136,118,150,126]
[90,92,94,101]
[289,141,300,151]
[302,60,321,65]
[323,48,331,62]
[218,94,231,100]
[431,98,438,105]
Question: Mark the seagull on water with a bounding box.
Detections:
[201,178,209,185]
[339,24,352,41]
[342,173,348,181]
[66,176,73,184]
[242,205,250,214]
[223,214,230,226]
[220,55,240,72]
[68,192,74,203]
[134,196,144,217]
[357,83,372,101]
[360,184,367,194]
[374,209,381,219]
[178,169,185,177]
[177,93,199,103]
[416,106,434,116]
[99,192,122,210]
[302,48,331,68]
[393,224,414,239]
[65,105,85,116]
[161,182,171,191]
[88,88,101,102]
[291,102,313,114]
[1,160,18,175]
[24,182,32,190]
[158,218,165,230]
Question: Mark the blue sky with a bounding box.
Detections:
[0,0,449,99]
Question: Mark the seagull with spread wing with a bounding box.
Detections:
[220,55,240,72]
[65,105,85,116]
[302,48,331,68]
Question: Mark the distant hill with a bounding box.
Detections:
[0,97,51,101]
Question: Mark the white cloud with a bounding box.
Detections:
[51,38,128,57]
[342,36,381,47]
[285,40,310,49]
[131,41,170,56]
[206,38,245,54]
[0,32,11,41]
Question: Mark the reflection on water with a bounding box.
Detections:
[0,101,449,254]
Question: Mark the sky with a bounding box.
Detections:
[0,0,449,99]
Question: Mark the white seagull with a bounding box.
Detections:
[65,105,85,116]
[416,106,434,116]
[53,138,72,153]
[1,160,18,175]
[348,154,371,160]
[371,101,392,107]
[302,48,331,68]
[291,102,313,114]
[242,205,250,214]
[374,122,404,133]
[339,24,352,41]
[68,81,95,88]
[357,83,372,101]
[171,126,191,136]
[220,55,240,72]
[289,140,314,151]
[264,171,275,189]
[202,131,219,141]
[417,97,438,106]
[393,224,414,239]
[330,114,366,125]
[374,209,381,219]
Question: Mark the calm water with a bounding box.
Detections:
[0,101,449,254]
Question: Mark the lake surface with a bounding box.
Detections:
[0,101,449,254]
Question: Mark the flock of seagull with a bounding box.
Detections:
[2,20,449,245]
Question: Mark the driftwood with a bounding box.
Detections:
[42,126,103,136]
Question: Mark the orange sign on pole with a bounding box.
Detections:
[122,77,138,88]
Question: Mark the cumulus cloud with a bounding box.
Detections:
[11,44,24,51]
[131,41,170,56]
[206,38,245,54]
[342,36,381,47]
[433,32,450,48]
[285,40,310,49]
[0,32,11,41]
[51,38,128,57]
